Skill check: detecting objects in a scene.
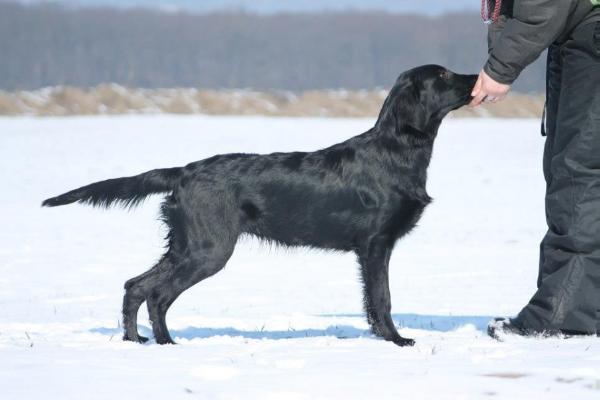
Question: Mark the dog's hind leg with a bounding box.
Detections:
[358,237,415,347]
[122,261,166,343]
[145,243,235,344]
[132,191,240,344]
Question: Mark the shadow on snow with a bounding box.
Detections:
[90,313,493,341]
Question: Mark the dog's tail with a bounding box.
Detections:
[41,167,182,209]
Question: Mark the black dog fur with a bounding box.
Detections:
[43,65,478,346]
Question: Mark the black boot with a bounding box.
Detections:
[487,318,535,340]
[487,317,597,341]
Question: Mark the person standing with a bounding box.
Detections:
[470,0,600,338]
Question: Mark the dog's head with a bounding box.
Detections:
[377,65,478,135]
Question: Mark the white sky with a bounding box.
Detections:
[25,0,479,15]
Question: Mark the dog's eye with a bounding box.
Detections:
[439,71,451,80]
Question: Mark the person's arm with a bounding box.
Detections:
[487,14,509,53]
[485,0,576,85]
[471,0,576,107]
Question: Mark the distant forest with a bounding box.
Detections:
[0,2,546,92]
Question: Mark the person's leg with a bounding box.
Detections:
[537,42,563,289]
[495,22,600,337]
[488,43,565,339]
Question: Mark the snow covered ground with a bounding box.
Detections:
[1,115,598,399]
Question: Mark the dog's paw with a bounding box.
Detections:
[123,334,149,344]
[393,337,415,347]
[155,336,177,345]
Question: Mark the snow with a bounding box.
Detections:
[0,115,598,399]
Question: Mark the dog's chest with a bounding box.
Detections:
[379,191,431,240]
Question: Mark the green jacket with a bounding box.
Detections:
[485,0,600,84]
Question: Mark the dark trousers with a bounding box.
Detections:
[517,21,600,334]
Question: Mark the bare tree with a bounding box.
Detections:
[0,2,545,92]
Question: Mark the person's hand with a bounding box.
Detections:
[469,70,511,107]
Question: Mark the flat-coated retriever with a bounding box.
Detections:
[43,65,477,346]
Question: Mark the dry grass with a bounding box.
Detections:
[451,93,544,118]
[0,85,544,118]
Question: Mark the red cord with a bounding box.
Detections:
[481,0,502,23]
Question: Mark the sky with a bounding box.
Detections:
[22,0,479,15]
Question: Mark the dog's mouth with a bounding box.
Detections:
[451,92,474,109]
[459,75,479,104]
[439,92,473,115]
[436,74,479,115]
[438,97,469,116]
[462,93,474,103]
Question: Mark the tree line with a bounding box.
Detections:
[0,2,546,92]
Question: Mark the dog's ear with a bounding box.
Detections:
[395,82,427,133]
[376,75,429,136]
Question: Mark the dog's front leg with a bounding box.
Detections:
[358,238,415,347]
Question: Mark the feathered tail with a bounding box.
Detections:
[42,167,182,208]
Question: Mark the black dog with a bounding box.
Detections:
[43,65,477,346]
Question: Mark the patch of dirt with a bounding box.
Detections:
[482,372,530,380]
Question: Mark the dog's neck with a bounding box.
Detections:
[375,110,442,147]
[370,117,442,190]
